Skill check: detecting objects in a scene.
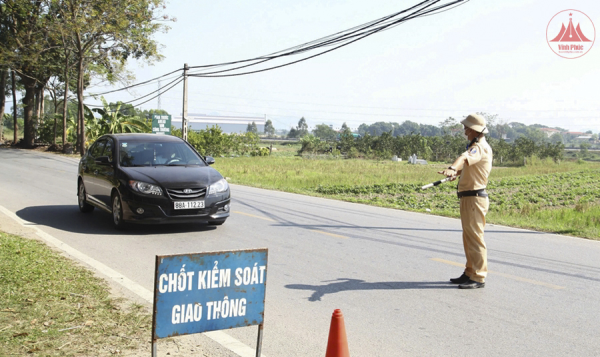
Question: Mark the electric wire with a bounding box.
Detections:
[84,78,183,109]
[189,2,461,77]
[86,68,183,96]
[186,0,465,77]
[131,78,183,108]
[185,0,430,74]
[80,0,465,110]
[113,75,181,105]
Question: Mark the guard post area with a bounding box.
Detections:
[151,248,268,357]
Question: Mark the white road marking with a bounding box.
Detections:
[0,204,264,357]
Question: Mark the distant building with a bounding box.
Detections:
[539,127,561,138]
[173,114,266,133]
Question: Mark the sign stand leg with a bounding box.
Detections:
[256,324,264,357]
[152,340,157,357]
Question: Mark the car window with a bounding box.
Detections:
[89,140,106,158]
[103,138,114,162]
[119,140,206,167]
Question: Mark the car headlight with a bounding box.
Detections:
[128,180,163,195]
[208,178,229,195]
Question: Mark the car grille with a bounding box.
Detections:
[166,187,207,200]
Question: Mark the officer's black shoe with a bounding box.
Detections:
[450,273,470,284]
[458,279,485,289]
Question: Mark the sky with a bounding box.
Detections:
[84,0,600,133]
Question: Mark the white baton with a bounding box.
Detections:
[421,177,452,190]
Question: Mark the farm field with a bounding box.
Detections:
[214,154,600,240]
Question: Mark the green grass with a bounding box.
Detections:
[0,231,152,356]
[1,128,21,142]
[214,156,600,240]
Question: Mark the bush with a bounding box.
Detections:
[173,126,262,157]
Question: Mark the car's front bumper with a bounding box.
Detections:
[121,194,230,224]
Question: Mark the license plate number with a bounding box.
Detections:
[174,201,205,210]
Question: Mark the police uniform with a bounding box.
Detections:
[457,136,493,283]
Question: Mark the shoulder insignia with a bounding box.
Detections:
[469,147,477,155]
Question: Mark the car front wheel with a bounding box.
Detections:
[78,181,94,213]
[112,193,126,229]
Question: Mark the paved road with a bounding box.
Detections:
[1,147,599,356]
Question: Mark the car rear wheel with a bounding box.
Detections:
[112,193,126,229]
[208,220,226,226]
[78,181,94,213]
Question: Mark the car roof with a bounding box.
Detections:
[105,133,184,143]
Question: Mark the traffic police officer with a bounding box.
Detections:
[438,113,493,289]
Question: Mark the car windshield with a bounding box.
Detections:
[118,141,206,167]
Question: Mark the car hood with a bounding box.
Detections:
[121,166,223,188]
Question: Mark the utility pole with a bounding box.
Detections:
[157,79,161,110]
[182,63,189,142]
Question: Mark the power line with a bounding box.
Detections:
[186,0,468,78]
[84,78,183,109]
[86,68,183,96]
[132,79,183,108]
[79,1,466,114]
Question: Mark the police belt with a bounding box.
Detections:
[457,189,488,198]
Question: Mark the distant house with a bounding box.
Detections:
[539,128,561,138]
[566,131,586,136]
[576,135,592,140]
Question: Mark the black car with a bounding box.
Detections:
[77,133,230,228]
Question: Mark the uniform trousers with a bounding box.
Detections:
[459,196,489,283]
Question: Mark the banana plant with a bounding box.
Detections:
[65,104,102,147]
[92,98,150,135]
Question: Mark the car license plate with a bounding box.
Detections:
[174,201,205,210]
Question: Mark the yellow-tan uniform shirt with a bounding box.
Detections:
[458,137,493,192]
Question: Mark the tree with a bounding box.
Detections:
[579,142,590,159]
[0,0,59,147]
[549,132,563,144]
[397,120,420,136]
[287,127,299,138]
[296,117,308,137]
[264,119,275,136]
[341,122,349,131]
[141,108,169,120]
[0,69,6,139]
[246,121,257,134]
[55,0,170,155]
[511,137,536,163]
[439,116,461,135]
[312,124,336,141]
[108,102,140,117]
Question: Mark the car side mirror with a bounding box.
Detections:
[204,156,215,165]
[95,156,111,165]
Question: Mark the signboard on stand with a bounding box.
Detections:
[152,249,268,357]
[152,114,171,135]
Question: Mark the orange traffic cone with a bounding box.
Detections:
[325,309,350,357]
